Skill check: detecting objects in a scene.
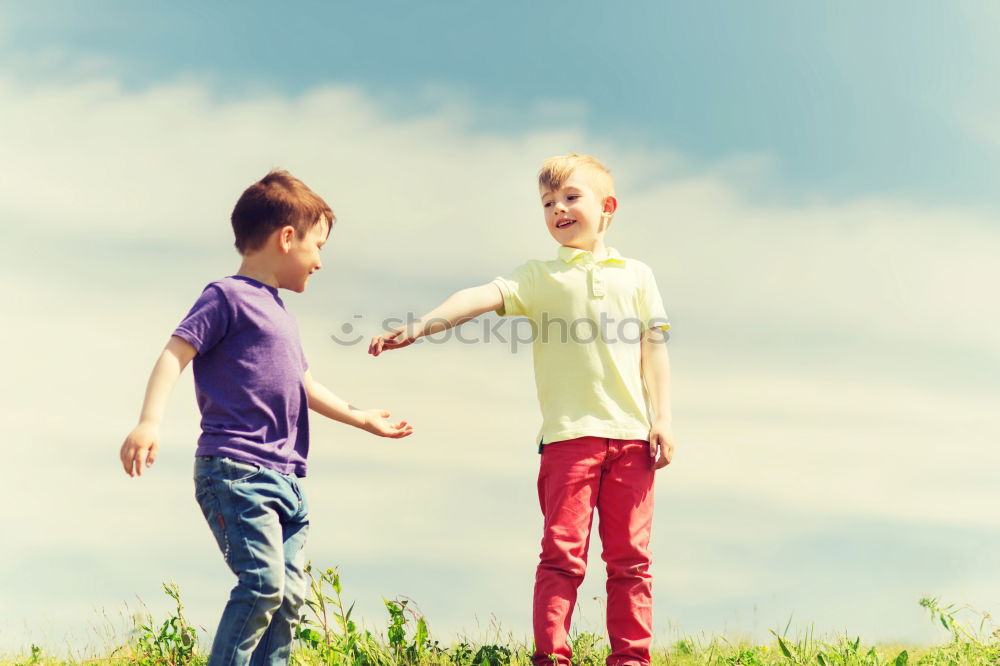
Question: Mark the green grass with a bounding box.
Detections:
[4,565,997,666]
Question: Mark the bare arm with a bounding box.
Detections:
[641,327,674,470]
[368,282,503,356]
[304,370,413,438]
[119,335,198,477]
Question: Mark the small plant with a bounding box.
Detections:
[294,563,393,665]
[568,631,607,666]
[738,647,764,666]
[671,638,696,656]
[128,582,198,666]
[383,598,430,664]
[918,597,999,665]
[448,642,475,666]
[471,643,514,666]
[14,644,43,666]
[918,597,996,644]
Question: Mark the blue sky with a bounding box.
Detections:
[1,0,999,655]
[4,1,1000,206]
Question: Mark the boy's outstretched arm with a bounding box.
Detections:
[368,283,503,356]
[303,370,414,438]
[641,328,675,470]
[120,335,197,477]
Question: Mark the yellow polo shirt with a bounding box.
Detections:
[493,246,670,446]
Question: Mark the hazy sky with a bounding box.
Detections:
[1,1,999,654]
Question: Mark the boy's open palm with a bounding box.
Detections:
[120,422,160,477]
[362,408,414,438]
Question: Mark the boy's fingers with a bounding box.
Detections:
[370,332,395,355]
[120,444,131,475]
[387,420,413,437]
[146,445,158,467]
[649,436,665,469]
[657,448,671,468]
[121,443,139,477]
[655,442,673,469]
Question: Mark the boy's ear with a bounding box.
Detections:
[603,196,618,216]
[600,196,618,233]
[277,225,296,253]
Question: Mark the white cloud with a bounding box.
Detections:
[2,68,999,651]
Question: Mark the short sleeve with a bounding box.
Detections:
[492,262,535,318]
[637,263,670,332]
[172,284,232,355]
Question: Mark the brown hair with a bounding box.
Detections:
[538,153,615,201]
[231,169,335,255]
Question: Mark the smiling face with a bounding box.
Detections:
[277,215,330,292]
[540,168,617,252]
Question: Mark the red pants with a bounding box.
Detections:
[532,436,656,666]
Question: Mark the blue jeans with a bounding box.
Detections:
[194,456,310,666]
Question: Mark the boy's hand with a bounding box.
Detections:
[369,284,502,357]
[368,328,416,357]
[648,420,674,470]
[120,421,160,477]
[361,408,414,438]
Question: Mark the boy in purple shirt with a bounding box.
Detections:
[119,170,413,666]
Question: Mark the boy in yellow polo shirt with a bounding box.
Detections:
[369,153,673,666]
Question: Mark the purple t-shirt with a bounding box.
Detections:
[173,276,310,476]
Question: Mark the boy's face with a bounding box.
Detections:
[277,216,330,293]
[540,169,615,251]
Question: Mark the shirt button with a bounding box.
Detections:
[590,268,605,298]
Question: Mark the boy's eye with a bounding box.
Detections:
[567,195,580,201]
[543,202,553,208]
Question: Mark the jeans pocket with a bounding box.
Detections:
[218,457,264,484]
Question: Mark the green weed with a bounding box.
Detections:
[13,645,43,666]
[124,582,200,666]
[293,564,391,666]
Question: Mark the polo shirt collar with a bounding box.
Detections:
[557,245,626,266]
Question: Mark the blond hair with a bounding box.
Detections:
[538,153,615,201]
